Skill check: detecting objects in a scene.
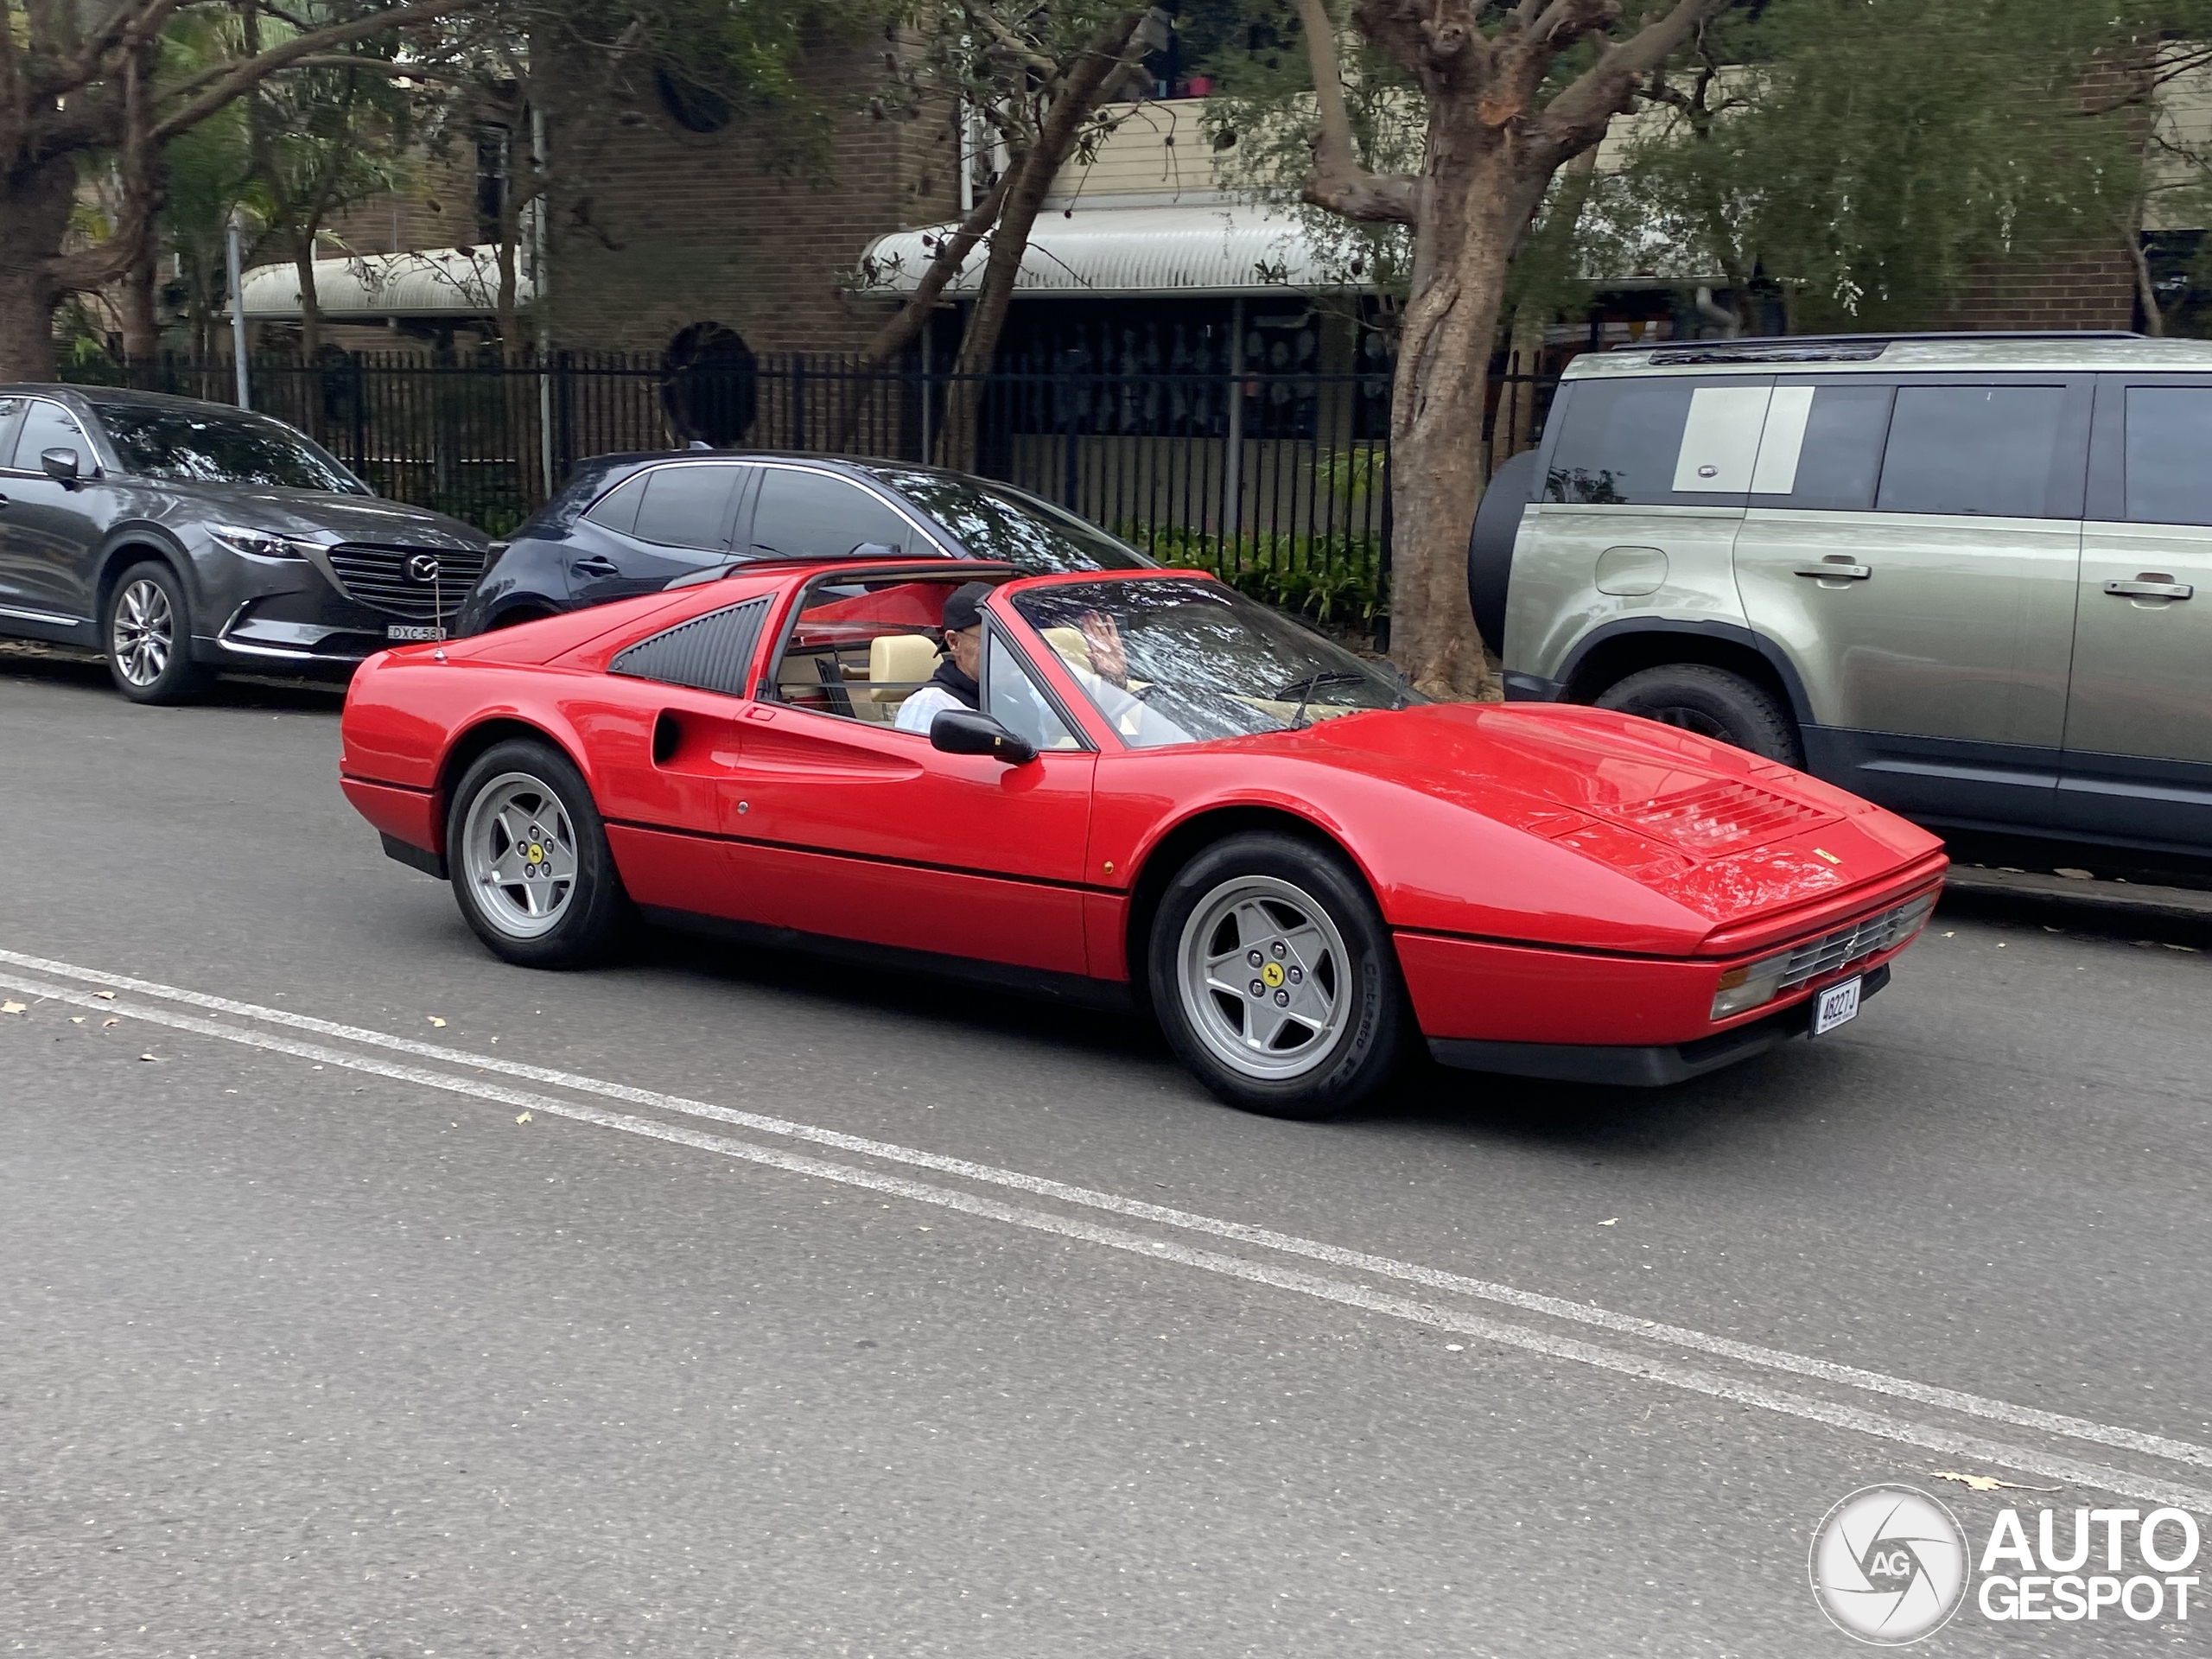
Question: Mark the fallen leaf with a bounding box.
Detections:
[2055,868,2094,880]
[1445,1344,1465,1352]
[69,1015,85,1025]
[94,990,115,1001]
[1930,1471,2062,1494]
[428,1016,447,1027]
[1599,1217,1619,1226]
[515,1111,531,1124]
[2166,943,2200,953]
[1,1001,25,1015]
[102,1017,120,1028]
[137,1052,157,1063]
[1941,931,1955,938]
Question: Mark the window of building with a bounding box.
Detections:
[655,66,733,134]
[474,124,509,245]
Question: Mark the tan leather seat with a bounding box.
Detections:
[867,632,940,704]
[1039,625,1095,676]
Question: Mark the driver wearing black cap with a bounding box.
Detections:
[894,580,995,734]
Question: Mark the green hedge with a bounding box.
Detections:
[1130,524,1387,624]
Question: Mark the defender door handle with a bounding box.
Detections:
[2104,575,2193,601]
[1794,561,1870,581]
[570,555,621,577]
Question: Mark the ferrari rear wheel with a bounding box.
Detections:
[1149,833,1408,1120]
[448,739,630,968]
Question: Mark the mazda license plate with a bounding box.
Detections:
[387,625,447,642]
[1811,976,1861,1036]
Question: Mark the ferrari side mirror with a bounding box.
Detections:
[930,708,1037,766]
[40,447,81,485]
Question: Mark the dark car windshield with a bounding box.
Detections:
[864,469,1149,572]
[92,404,368,493]
[1010,577,1421,748]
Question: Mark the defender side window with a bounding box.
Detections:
[1543,378,1764,505]
[1746,382,1894,511]
[1875,386,2069,518]
[2122,386,2212,527]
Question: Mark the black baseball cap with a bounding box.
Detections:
[939,580,996,633]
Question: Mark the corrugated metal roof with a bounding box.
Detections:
[238,245,536,321]
[857,203,1344,299]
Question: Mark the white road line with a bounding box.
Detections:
[8,950,2207,1477]
[4,964,2209,1511]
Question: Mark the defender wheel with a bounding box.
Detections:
[447,739,630,968]
[1148,832,1408,1120]
[105,562,211,704]
[1592,664,1804,767]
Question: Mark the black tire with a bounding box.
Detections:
[1147,832,1408,1120]
[104,560,212,704]
[445,738,631,968]
[1592,664,1804,766]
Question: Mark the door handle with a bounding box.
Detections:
[1793,561,1870,581]
[2103,575,2193,601]
[570,556,621,578]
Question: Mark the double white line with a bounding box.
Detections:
[4,943,2207,1510]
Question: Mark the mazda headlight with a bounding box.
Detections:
[210,524,319,560]
[1711,950,1790,1021]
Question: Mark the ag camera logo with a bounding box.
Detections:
[1809,1485,1969,1644]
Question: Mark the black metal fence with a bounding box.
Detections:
[63,353,1559,623]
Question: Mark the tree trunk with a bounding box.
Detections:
[0,156,80,380]
[122,245,162,365]
[1388,115,1551,701]
[935,145,1056,469]
[294,237,324,361]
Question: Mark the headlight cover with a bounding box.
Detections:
[209,524,319,560]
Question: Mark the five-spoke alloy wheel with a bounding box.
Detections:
[447,739,630,967]
[105,561,210,703]
[1149,832,1408,1119]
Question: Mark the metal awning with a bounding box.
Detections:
[857,202,1344,299]
[237,245,536,321]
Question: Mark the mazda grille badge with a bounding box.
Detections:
[406,553,442,583]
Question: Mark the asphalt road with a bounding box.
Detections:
[3,651,2209,1658]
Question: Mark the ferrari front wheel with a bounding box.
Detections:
[1148,833,1408,1120]
[447,739,630,968]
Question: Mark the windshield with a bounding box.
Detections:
[864,469,1150,572]
[1010,577,1421,749]
[92,404,368,493]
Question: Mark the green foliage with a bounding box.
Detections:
[1132,521,1386,624]
[1599,0,2177,331]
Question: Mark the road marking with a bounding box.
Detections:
[3,950,2209,1508]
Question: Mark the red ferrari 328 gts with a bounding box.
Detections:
[340,558,1947,1119]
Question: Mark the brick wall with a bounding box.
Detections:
[1940,243,2139,333]
[541,41,957,356]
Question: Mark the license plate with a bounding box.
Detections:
[387,625,447,642]
[1811,976,1861,1036]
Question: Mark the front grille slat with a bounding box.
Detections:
[1777,894,1935,990]
[326,543,486,621]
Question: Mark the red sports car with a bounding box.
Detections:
[339,558,1946,1118]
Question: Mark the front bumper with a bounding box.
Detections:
[1429,963,1891,1085]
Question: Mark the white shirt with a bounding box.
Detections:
[895,682,969,734]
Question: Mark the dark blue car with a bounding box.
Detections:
[455,453,1153,635]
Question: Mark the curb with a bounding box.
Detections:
[1945,866,2212,924]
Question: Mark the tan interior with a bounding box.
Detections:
[867,632,940,702]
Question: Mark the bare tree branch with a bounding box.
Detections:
[1296,0,1419,224]
[1536,0,1732,156]
[152,0,482,142]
